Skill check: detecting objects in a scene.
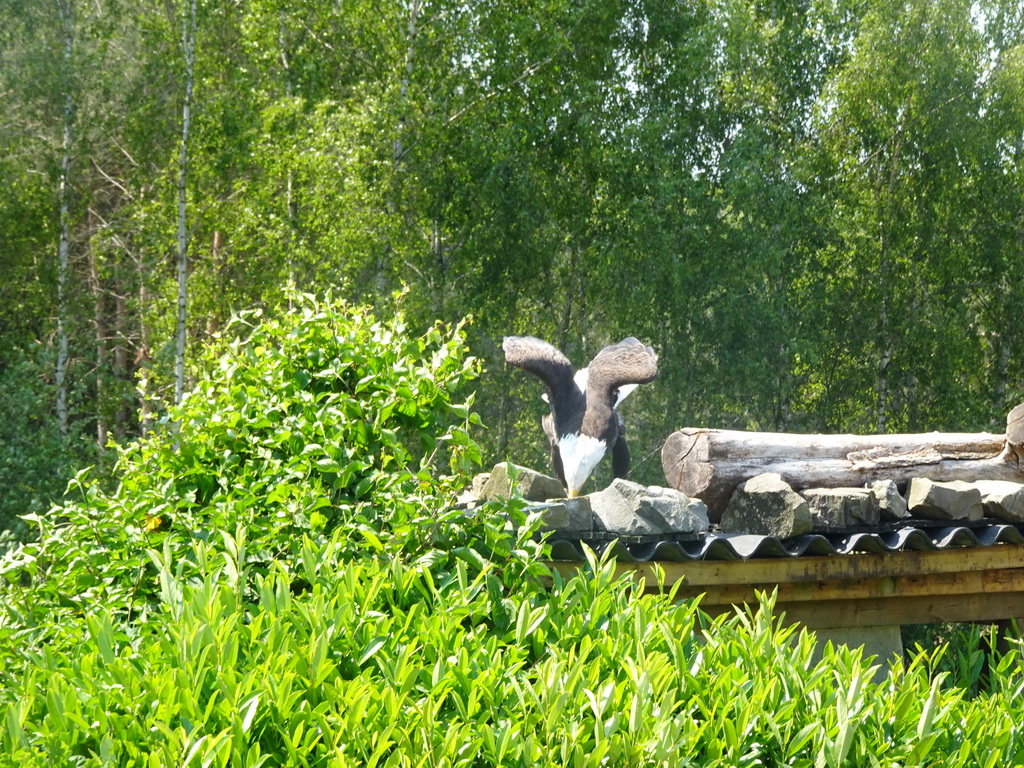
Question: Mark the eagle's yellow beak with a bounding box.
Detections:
[567,489,579,499]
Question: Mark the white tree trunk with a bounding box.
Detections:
[280,21,297,308]
[137,271,153,435]
[379,0,421,297]
[175,0,196,405]
[394,0,419,168]
[55,0,74,440]
[88,216,107,453]
[114,291,128,440]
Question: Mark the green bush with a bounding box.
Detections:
[0,296,487,654]
[3,295,1024,766]
[0,343,97,553]
[6,537,1024,767]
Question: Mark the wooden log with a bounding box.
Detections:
[1009,403,1024,464]
[662,406,1024,522]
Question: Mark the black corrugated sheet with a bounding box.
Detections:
[547,522,1024,563]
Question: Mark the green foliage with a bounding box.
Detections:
[0,295,484,661]
[3,2,1024,760]
[3,0,1024,503]
[6,534,1024,765]
[0,344,98,553]
[3,298,1024,765]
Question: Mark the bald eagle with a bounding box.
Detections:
[503,336,658,497]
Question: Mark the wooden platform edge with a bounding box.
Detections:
[544,543,1024,629]
[548,544,1024,587]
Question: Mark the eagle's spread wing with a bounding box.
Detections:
[585,338,658,406]
[503,336,582,408]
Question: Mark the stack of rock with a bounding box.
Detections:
[458,463,1024,540]
[462,462,710,538]
[719,473,1024,537]
[460,462,1024,540]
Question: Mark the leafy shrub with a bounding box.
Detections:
[0,295,489,670]
[0,343,97,553]
[6,536,1024,767]
[3,295,1024,766]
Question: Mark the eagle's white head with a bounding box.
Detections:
[558,432,607,498]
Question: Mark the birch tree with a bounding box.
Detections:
[175,0,196,405]
[55,0,74,439]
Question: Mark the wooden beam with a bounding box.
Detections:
[545,544,1024,629]
[547,544,1024,587]
[735,594,1024,629]
[673,567,1024,606]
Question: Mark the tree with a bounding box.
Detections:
[1,0,1023,520]
[174,0,196,405]
[54,0,74,442]
[808,0,1022,433]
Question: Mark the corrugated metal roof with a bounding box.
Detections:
[547,521,1024,562]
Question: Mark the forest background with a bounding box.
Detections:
[1,0,1023,533]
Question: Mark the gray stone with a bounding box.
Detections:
[471,472,491,500]
[868,479,909,521]
[454,490,479,510]
[551,496,595,532]
[525,496,594,533]
[523,501,569,530]
[589,478,709,536]
[720,473,812,538]
[804,487,878,530]
[975,480,1024,522]
[811,625,903,683]
[906,478,984,521]
[479,462,565,502]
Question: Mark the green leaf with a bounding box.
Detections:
[358,637,388,666]
[453,546,488,572]
[240,695,259,733]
